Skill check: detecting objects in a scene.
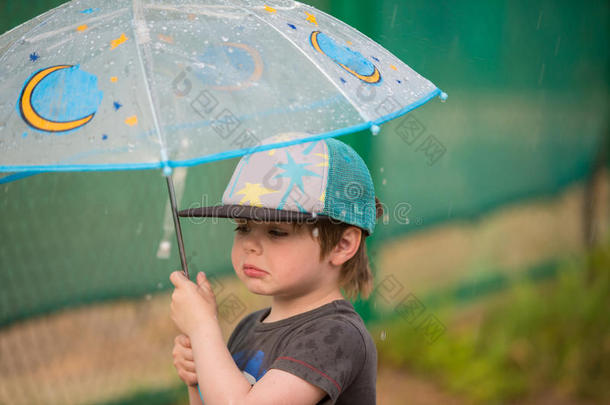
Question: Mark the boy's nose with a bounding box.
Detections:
[242,237,262,254]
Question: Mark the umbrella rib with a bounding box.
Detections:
[131,0,168,165]
[239,7,372,124]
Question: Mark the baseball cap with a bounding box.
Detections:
[178,134,380,236]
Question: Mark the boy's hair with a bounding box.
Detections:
[293,197,384,301]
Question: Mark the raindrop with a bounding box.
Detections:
[380,330,387,341]
[379,167,384,173]
[370,124,380,135]
[145,294,152,301]
[439,92,448,102]
[382,178,387,185]
[127,142,135,151]
[312,227,319,238]
[221,36,229,41]
[157,282,163,289]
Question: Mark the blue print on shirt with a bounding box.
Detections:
[233,350,268,382]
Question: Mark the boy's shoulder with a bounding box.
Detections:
[229,299,375,354]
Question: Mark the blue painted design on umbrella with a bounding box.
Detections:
[310,31,381,85]
[192,43,261,89]
[17,64,103,133]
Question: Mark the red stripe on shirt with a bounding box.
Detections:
[276,356,341,393]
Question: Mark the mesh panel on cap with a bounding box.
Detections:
[322,138,376,235]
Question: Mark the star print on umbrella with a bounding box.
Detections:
[273,150,321,211]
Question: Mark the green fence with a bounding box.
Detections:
[1,0,607,326]
[0,1,608,404]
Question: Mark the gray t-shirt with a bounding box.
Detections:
[224,298,377,404]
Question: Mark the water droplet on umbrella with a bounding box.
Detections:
[439,91,448,102]
[370,124,380,135]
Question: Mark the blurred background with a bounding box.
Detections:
[0,0,608,404]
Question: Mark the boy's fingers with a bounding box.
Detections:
[169,271,185,286]
[177,357,196,370]
[196,272,213,293]
[178,369,198,386]
[184,358,196,372]
[176,334,191,348]
[173,348,194,365]
[180,346,194,361]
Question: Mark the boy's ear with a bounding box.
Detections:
[329,226,361,267]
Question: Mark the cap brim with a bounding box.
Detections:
[178,204,329,223]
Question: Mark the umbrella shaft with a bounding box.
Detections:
[166,173,189,279]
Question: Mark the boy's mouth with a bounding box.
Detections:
[243,264,267,273]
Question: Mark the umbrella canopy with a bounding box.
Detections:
[0,0,445,173]
[0,0,446,277]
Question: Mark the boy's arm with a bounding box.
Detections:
[190,322,253,404]
[190,323,327,405]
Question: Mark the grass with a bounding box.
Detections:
[374,241,610,404]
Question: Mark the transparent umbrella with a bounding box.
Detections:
[0,0,446,278]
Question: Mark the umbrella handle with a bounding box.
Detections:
[165,171,189,280]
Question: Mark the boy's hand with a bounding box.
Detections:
[170,271,218,336]
[172,334,198,386]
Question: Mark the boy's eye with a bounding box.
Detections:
[233,225,249,233]
[233,225,287,237]
[269,229,287,237]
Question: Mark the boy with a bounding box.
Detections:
[169,136,383,404]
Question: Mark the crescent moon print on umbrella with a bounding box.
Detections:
[309,31,381,85]
[18,64,103,132]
